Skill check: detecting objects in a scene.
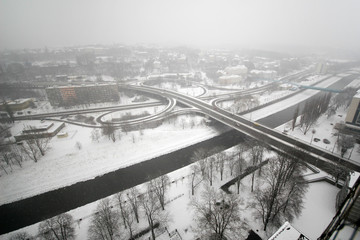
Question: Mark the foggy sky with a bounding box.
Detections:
[1,0,360,52]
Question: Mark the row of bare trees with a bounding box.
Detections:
[1,126,50,175]
[190,140,268,196]
[252,152,308,231]
[9,175,170,240]
[88,175,170,240]
[188,139,309,236]
[8,213,75,240]
[294,93,331,135]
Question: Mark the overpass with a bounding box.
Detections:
[124,84,360,173]
[298,85,342,93]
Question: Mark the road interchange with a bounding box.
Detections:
[124,83,360,172]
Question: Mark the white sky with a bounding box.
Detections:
[1,0,360,51]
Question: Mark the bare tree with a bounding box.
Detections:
[114,192,136,239]
[122,123,131,135]
[207,156,216,186]
[332,87,357,110]
[139,188,168,240]
[126,187,140,223]
[23,125,50,156]
[0,145,13,173]
[337,134,355,157]
[190,164,202,195]
[131,133,136,143]
[214,152,227,181]
[33,137,50,156]
[191,185,243,240]
[122,204,136,239]
[191,148,208,178]
[10,144,25,167]
[253,154,307,231]
[21,139,40,162]
[91,129,101,142]
[227,156,237,177]
[298,96,328,135]
[292,104,299,131]
[102,124,116,142]
[150,174,170,210]
[8,231,33,240]
[88,199,120,240]
[38,213,75,240]
[75,141,82,150]
[235,156,246,194]
[249,141,265,192]
[115,192,127,228]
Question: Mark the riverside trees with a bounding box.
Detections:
[88,199,120,240]
[38,213,75,240]
[299,93,331,135]
[252,153,308,232]
[191,186,244,240]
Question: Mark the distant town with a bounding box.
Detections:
[0,44,360,240]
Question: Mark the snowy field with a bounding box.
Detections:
[0,115,220,205]
[1,72,360,239]
[152,82,205,97]
[277,107,360,164]
[21,93,160,116]
[1,143,352,240]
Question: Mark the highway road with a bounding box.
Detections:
[13,101,165,121]
[1,70,359,235]
[124,83,360,172]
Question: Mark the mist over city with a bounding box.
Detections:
[1,1,360,240]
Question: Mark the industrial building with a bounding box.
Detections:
[45,83,119,106]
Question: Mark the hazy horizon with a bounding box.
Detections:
[1,0,360,55]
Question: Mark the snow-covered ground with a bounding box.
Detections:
[276,107,360,164]
[0,115,220,205]
[291,182,339,239]
[2,72,360,239]
[2,143,352,240]
[23,93,159,116]
[152,82,205,97]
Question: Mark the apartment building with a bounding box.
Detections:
[46,83,119,106]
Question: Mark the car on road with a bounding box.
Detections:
[253,122,260,127]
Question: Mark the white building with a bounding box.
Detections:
[218,75,243,85]
[224,65,248,76]
[268,221,310,240]
[316,62,328,74]
[250,69,277,80]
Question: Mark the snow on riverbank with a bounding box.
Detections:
[1,145,346,240]
[0,116,220,205]
[2,72,359,239]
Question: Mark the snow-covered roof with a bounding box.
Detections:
[250,69,277,74]
[225,65,247,71]
[216,70,227,75]
[268,222,309,240]
[353,89,360,99]
[2,98,32,105]
[219,74,242,80]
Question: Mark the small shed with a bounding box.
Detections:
[57,131,68,138]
